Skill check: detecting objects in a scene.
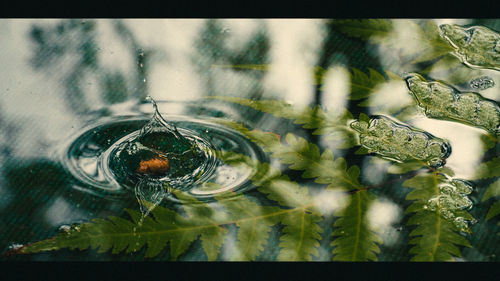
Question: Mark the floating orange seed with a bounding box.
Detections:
[137,155,170,175]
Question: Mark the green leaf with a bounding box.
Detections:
[329,19,393,42]
[482,179,500,220]
[421,54,484,85]
[406,73,500,135]
[411,21,456,63]
[403,172,474,261]
[217,123,383,261]
[349,68,388,100]
[486,201,500,221]
[350,115,451,168]
[22,149,333,261]
[387,162,427,175]
[473,156,500,180]
[212,97,357,149]
[331,190,382,261]
[330,19,454,64]
[482,180,500,201]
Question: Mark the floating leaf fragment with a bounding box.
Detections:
[350,114,451,167]
[470,76,495,90]
[440,24,500,71]
[406,73,500,135]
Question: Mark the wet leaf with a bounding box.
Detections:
[404,172,474,261]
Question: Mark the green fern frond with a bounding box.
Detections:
[473,156,500,180]
[216,122,383,260]
[268,134,383,260]
[328,19,393,42]
[19,200,224,260]
[481,179,500,222]
[421,54,484,85]
[330,19,454,64]
[411,20,456,64]
[212,97,357,149]
[20,150,330,261]
[403,171,474,261]
[331,190,383,261]
[348,68,391,100]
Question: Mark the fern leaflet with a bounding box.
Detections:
[212,97,357,149]
[403,170,473,261]
[216,121,383,260]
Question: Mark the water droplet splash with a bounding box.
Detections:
[62,99,267,204]
[109,97,211,191]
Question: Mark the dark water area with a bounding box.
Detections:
[2,19,500,261]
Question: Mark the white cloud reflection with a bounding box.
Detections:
[263,19,325,105]
[410,117,483,179]
[367,198,403,247]
[311,187,349,215]
[43,197,88,227]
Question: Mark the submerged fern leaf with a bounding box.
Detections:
[481,179,500,222]
[217,122,383,261]
[20,205,204,259]
[349,68,388,100]
[473,156,500,180]
[219,151,324,261]
[331,190,382,261]
[21,150,330,261]
[411,20,456,63]
[403,171,473,261]
[328,19,393,42]
[212,97,357,149]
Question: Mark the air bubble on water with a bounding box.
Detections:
[8,243,23,251]
[59,225,71,233]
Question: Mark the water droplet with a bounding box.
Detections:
[63,98,266,201]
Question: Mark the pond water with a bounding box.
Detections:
[2,18,500,261]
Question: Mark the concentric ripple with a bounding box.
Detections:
[62,109,267,202]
